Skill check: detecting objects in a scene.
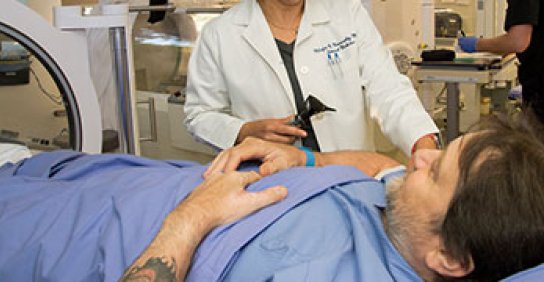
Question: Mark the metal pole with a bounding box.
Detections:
[129,4,176,13]
[446,82,460,143]
[110,26,136,154]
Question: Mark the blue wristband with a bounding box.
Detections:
[297,146,315,167]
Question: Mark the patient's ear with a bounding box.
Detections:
[426,248,474,278]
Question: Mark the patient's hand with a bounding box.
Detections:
[121,171,287,282]
[204,137,306,178]
[185,171,288,226]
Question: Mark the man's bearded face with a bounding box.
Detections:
[384,176,444,257]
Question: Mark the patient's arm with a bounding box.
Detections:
[314,150,400,177]
[205,137,400,178]
[120,171,288,282]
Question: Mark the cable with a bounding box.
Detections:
[29,66,63,106]
[436,85,447,104]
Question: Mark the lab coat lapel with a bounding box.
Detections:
[236,0,296,108]
[296,0,330,46]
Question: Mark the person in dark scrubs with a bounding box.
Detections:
[459,0,543,123]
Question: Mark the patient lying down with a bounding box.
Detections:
[0,115,543,281]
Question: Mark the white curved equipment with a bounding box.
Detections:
[0,0,102,153]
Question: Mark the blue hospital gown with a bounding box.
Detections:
[0,151,381,281]
[219,177,421,281]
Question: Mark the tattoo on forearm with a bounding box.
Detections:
[121,257,177,282]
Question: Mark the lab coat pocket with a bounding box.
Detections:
[321,54,359,84]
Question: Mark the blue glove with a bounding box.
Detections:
[458,37,478,53]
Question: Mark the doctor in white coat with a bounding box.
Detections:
[184,0,438,155]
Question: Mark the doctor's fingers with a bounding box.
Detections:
[204,150,230,178]
[204,139,273,178]
[258,145,305,176]
[259,159,290,176]
[280,115,296,123]
[271,124,307,139]
[261,133,298,144]
[229,170,263,188]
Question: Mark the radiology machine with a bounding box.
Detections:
[0,0,152,155]
[0,0,102,153]
[0,0,185,157]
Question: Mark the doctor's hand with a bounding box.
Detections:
[204,137,306,178]
[412,134,439,152]
[236,116,307,145]
[458,36,479,53]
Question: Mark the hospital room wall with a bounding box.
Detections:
[27,0,61,23]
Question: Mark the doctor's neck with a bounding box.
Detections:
[258,0,304,28]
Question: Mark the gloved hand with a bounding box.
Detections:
[458,37,479,53]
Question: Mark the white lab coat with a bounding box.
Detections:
[184,0,438,154]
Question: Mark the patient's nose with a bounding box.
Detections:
[412,149,441,170]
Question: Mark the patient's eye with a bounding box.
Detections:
[430,154,443,182]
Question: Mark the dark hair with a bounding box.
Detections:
[439,113,544,281]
